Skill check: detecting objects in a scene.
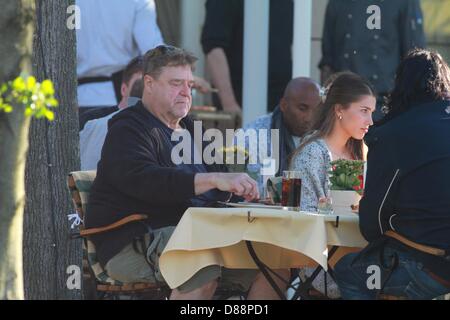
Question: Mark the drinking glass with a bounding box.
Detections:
[317,196,333,215]
[281,171,302,210]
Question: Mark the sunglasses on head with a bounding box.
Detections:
[147,45,178,57]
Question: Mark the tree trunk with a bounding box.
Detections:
[23,0,82,299]
[0,111,30,300]
[0,0,34,300]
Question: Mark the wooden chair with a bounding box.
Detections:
[67,170,170,300]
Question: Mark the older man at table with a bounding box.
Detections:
[85,45,289,300]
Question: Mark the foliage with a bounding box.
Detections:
[329,159,364,195]
[219,145,249,164]
[0,75,58,120]
[218,145,249,173]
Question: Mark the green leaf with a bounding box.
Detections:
[329,159,364,191]
[41,80,55,96]
[1,104,13,113]
[26,76,37,90]
[24,108,33,116]
[44,109,54,120]
[36,107,46,118]
[0,83,7,94]
[12,77,26,91]
[47,98,58,107]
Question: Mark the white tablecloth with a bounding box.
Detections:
[159,207,367,289]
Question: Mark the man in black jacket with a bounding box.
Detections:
[85,45,288,299]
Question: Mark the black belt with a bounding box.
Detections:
[78,69,124,102]
[78,76,112,85]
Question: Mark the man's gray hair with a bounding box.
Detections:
[143,45,198,79]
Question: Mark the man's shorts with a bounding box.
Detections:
[105,226,258,293]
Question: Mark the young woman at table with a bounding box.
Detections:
[289,72,376,212]
[288,72,376,299]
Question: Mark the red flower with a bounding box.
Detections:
[353,175,364,193]
[358,174,364,189]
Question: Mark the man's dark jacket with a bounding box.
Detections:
[85,102,228,266]
[360,100,450,253]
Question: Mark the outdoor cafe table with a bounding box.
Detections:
[159,207,368,295]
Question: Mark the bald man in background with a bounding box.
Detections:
[241,77,321,194]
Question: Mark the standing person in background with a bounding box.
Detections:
[76,0,163,114]
[319,0,426,121]
[201,0,293,114]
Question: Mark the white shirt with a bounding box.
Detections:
[80,110,120,170]
[76,0,163,107]
[80,98,141,170]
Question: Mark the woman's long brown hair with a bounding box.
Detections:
[290,72,375,166]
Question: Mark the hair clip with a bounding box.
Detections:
[319,87,327,103]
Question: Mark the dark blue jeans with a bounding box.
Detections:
[334,242,449,300]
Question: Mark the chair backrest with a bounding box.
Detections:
[67,170,97,221]
[67,170,123,286]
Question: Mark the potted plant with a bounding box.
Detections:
[328,159,364,214]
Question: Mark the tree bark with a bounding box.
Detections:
[0,0,34,300]
[23,0,82,299]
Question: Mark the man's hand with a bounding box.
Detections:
[193,76,215,94]
[213,173,259,201]
[223,104,242,114]
[195,172,259,201]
